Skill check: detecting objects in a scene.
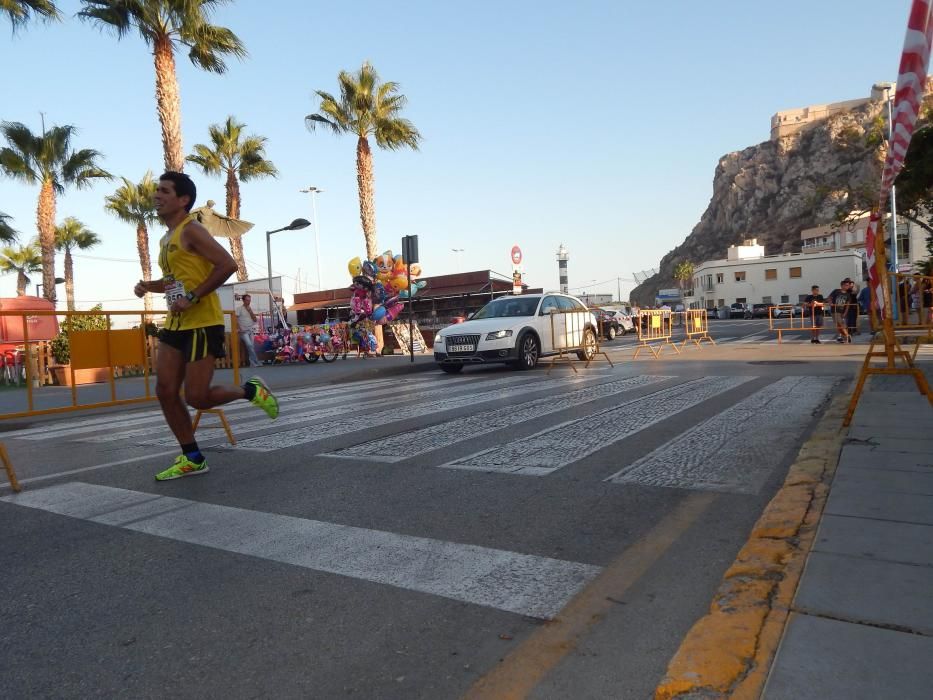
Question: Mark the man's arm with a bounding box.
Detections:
[135,278,166,297]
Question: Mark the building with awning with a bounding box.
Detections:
[288,270,541,348]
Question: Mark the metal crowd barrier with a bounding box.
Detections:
[768,303,862,343]
[634,310,680,359]
[0,309,240,420]
[545,309,613,374]
[889,272,933,358]
[679,310,715,348]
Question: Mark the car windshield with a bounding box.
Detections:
[472,296,540,319]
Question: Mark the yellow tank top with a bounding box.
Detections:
[158,214,224,331]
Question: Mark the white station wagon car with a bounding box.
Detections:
[433,293,600,373]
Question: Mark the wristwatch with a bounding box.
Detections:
[185,291,200,304]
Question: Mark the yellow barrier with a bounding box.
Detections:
[634,310,680,359]
[545,309,613,374]
[680,310,715,348]
[1,442,20,492]
[192,408,237,445]
[0,309,240,420]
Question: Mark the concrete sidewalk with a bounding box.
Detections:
[763,376,933,699]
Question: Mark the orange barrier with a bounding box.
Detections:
[0,442,20,492]
[545,309,613,374]
[680,310,715,348]
[0,309,241,420]
[634,310,680,359]
[845,218,933,426]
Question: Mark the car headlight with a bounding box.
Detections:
[485,330,513,341]
[435,333,445,343]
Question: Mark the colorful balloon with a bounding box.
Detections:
[362,260,377,278]
[347,257,362,277]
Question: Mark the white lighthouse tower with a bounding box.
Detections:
[556,243,569,294]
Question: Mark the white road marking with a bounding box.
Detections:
[80,374,541,445]
[1,374,446,440]
[606,376,839,493]
[0,449,180,490]
[2,482,601,619]
[232,374,595,451]
[439,376,755,475]
[327,375,672,462]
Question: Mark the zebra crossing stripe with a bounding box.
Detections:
[232,374,599,451]
[80,374,545,445]
[606,376,840,493]
[327,375,672,462]
[1,482,601,620]
[3,374,445,440]
[438,376,754,476]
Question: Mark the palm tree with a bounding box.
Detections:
[79,0,247,172]
[54,217,100,311]
[0,121,111,303]
[187,116,277,280]
[306,62,421,260]
[673,261,695,293]
[0,211,17,243]
[0,240,41,296]
[104,172,158,312]
[2,0,60,31]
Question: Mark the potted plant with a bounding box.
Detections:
[48,305,111,386]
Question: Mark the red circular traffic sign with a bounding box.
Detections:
[511,245,522,265]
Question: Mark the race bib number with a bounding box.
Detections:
[164,278,186,308]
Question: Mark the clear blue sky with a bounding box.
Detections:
[0,0,917,309]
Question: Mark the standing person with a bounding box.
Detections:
[828,278,856,343]
[804,285,825,344]
[847,282,860,336]
[135,172,279,481]
[236,294,262,367]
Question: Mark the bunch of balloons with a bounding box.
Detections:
[347,250,425,327]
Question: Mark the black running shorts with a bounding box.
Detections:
[158,325,227,362]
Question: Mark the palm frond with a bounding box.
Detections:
[0,211,17,243]
[62,148,112,188]
[55,216,100,252]
[183,21,247,73]
[239,151,277,181]
[104,172,158,226]
[2,0,60,32]
[374,117,421,151]
[77,0,137,40]
[187,143,224,175]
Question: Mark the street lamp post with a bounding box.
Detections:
[451,248,464,272]
[299,187,324,290]
[266,218,311,327]
[35,277,66,303]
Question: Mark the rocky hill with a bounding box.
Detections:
[630,100,889,305]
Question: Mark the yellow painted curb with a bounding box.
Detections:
[654,388,851,700]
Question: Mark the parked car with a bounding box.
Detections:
[609,310,636,335]
[590,308,634,340]
[433,293,600,372]
[751,303,774,319]
[730,303,752,319]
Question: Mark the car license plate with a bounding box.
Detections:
[449,344,475,353]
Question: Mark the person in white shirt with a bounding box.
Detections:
[236,294,262,367]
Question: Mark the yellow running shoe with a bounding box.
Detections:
[246,376,279,419]
[155,454,209,481]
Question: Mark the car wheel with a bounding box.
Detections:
[514,333,540,370]
[440,364,463,374]
[606,325,617,341]
[576,328,597,361]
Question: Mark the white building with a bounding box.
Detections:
[685,239,862,310]
[801,214,929,273]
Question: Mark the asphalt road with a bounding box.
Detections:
[0,322,871,699]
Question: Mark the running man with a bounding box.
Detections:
[135,171,278,481]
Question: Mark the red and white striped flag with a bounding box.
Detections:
[867,0,933,321]
[879,0,933,202]
[864,212,884,316]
